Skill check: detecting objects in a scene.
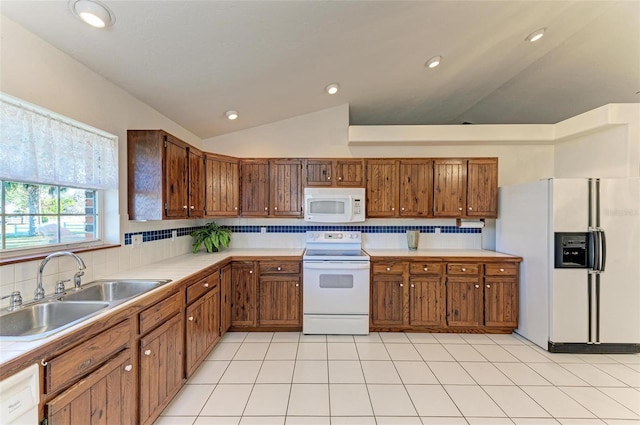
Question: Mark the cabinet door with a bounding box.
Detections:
[366,159,398,217]
[371,274,405,326]
[409,276,443,327]
[185,287,220,377]
[433,159,467,217]
[139,314,184,425]
[446,277,483,327]
[188,147,205,218]
[335,159,364,187]
[270,159,303,216]
[305,159,333,186]
[484,277,518,328]
[46,349,135,425]
[163,135,189,218]
[467,158,498,218]
[230,262,257,327]
[240,160,269,216]
[205,155,239,216]
[220,264,232,336]
[259,275,301,326]
[399,159,433,217]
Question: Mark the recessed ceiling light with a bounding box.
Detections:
[69,0,115,28]
[225,110,239,120]
[525,28,546,42]
[325,83,340,95]
[425,55,442,69]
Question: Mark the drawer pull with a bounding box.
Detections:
[423,266,428,271]
[500,268,505,272]
[277,267,282,271]
[461,268,466,272]
[124,365,133,372]
[188,316,194,321]
[144,350,151,356]
[486,284,491,288]
[41,359,48,367]
[474,284,480,288]
[386,267,391,271]
[204,283,209,288]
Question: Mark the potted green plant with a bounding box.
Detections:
[191,222,231,253]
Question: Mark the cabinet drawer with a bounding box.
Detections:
[372,263,404,274]
[259,261,300,275]
[186,272,219,305]
[45,319,130,394]
[446,263,480,275]
[409,262,442,275]
[139,291,182,335]
[485,263,517,276]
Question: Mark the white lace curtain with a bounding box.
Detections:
[0,93,118,189]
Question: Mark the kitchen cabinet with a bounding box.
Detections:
[127,130,205,220]
[220,264,232,336]
[185,271,221,377]
[239,160,269,216]
[45,349,135,425]
[305,159,364,187]
[139,293,183,425]
[370,261,444,329]
[270,159,303,217]
[205,154,239,217]
[258,261,302,327]
[230,261,257,327]
[366,159,399,217]
[483,263,518,328]
[433,158,498,218]
[399,159,433,217]
[445,263,483,327]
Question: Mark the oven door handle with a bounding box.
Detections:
[303,262,370,270]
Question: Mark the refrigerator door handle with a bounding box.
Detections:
[588,231,597,270]
[599,230,606,272]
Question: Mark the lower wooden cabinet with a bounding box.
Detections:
[231,261,257,327]
[371,273,404,327]
[258,275,301,326]
[220,264,232,336]
[409,276,444,327]
[185,278,220,377]
[445,277,483,327]
[139,313,183,425]
[46,349,135,425]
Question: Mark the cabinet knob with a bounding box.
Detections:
[234,207,238,210]
[401,207,405,211]
[124,365,133,372]
[461,268,466,272]
[500,268,505,272]
[295,283,299,287]
[264,207,268,211]
[204,283,209,287]
[188,316,194,321]
[277,267,282,271]
[338,176,342,181]
[400,283,403,287]
[468,207,473,211]
[144,349,151,356]
[411,284,415,288]
[327,176,331,181]
[486,284,491,288]
[458,207,463,211]
[474,284,480,289]
[274,207,278,211]
[190,206,195,209]
[386,267,391,271]
[249,270,253,274]
[391,207,395,211]
[423,266,428,271]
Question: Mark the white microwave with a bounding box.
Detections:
[304,187,366,223]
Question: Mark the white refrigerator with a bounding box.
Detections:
[496,178,640,353]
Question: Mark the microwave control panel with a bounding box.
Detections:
[353,198,362,215]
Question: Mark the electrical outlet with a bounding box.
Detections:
[171,230,177,241]
[132,234,143,247]
[435,227,441,234]
[260,227,267,234]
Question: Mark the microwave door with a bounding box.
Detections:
[346,196,353,221]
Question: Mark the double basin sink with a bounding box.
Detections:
[0,279,171,340]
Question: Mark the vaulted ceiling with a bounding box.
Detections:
[1,1,638,139]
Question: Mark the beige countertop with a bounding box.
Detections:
[364,249,521,259]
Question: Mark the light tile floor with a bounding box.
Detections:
[155,332,640,425]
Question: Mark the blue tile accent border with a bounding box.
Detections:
[124,224,480,245]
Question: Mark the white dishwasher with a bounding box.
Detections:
[0,363,39,425]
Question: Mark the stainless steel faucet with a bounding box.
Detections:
[36,251,86,300]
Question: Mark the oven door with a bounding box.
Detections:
[303,261,370,314]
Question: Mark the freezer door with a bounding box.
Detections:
[597,178,640,344]
[550,268,589,343]
[551,179,590,232]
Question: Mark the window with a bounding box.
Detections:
[0,93,118,255]
[1,181,98,250]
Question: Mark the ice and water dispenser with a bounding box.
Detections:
[554,232,590,268]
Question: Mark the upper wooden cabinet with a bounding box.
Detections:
[240,159,303,217]
[128,130,204,220]
[433,158,498,218]
[305,159,364,187]
[399,159,433,217]
[205,154,239,217]
[366,159,399,217]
